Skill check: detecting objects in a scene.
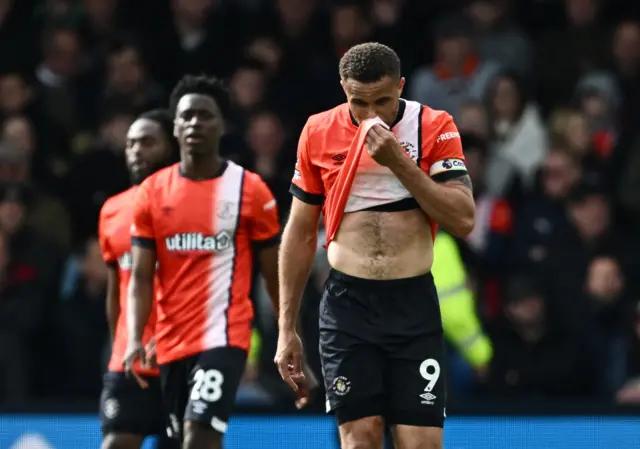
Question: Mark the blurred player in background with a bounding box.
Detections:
[124,75,302,449]
[276,43,475,449]
[98,109,178,449]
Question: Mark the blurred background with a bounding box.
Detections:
[1,0,640,447]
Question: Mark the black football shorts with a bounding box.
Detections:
[320,269,447,428]
[99,371,169,438]
[159,347,247,441]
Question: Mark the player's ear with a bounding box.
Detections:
[340,79,348,97]
[397,77,406,96]
[173,120,179,138]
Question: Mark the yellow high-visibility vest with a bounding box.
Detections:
[433,232,493,368]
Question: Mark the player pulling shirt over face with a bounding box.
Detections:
[276,42,475,449]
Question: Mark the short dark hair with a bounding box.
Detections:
[339,42,401,83]
[169,74,232,120]
[138,108,179,156]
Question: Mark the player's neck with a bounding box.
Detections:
[179,153,226,180]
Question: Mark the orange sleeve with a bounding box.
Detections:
[249,174,281,249]
[289,120,325,205]
[422,112,468,183]
[130,182,156,249]
[97,204,117,265]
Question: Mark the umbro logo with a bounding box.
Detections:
[420,392,436,404]
[332,153,346,165]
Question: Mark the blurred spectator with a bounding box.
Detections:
[485,274,599,399]
[35,27,83,134]
[484,71,548,197]
[465,0,531,75]
[583,256,631,392]
[0,183,62,403]
[408,14,501,120]
[458,101,490,140]
[0,139,71,251]
[510,147,582,272]
[145,0,249,90]
[99,35,165,122]
[459,133,513,320]
[609,21,640,132]
[542,181,640,339]
[246,110,293,221]
[56,236,109,399]
[0,227,35,405]
[574,72,621,158]
[64,108,132,242]
[0,72,35,116]
[534,0,611,113]
[229,59,269,130]
[2,114,70,197]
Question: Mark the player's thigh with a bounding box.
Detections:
[100,372,166,442]
[183,347,247,437]
[387,331,447,433]
[320,278,386,424]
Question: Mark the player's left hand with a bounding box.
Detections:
[366,124,404,167]
[294,361,319,409]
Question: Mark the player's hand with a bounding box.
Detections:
[274,329,305,393]
[144,338,157,369]
[123,340,149,389]
[294,360,319,409]
[366,124,404,167]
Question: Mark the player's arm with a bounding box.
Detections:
[249,176,282,313]
[97,207,120,340]
[279,120,324,331]
[128,246,156,342]
[278,198,322,330]
[386,114,475,237]
[127,185,157,348]
[105,267,119,339]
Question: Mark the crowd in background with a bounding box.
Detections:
[1,0,640,410]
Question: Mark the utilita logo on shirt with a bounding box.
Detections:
[436,132,460,143]
[165,232,233,252]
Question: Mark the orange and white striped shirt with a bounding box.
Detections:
[131,160,280,364]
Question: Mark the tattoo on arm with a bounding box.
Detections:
[446,174,473,192]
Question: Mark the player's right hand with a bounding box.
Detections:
[144,338,158,369]
[123,340,149,389]
[274,329,305,393]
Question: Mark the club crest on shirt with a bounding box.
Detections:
[216,201,237,220]
[400,141,418,161]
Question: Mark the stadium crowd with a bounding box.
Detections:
[1,0,640,410]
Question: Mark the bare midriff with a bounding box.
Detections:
[327,208,434,280]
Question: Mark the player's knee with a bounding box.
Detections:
[101,433,143,449]
[392,425,442,449]
[339,416,384,449]
[183,420,223,449]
